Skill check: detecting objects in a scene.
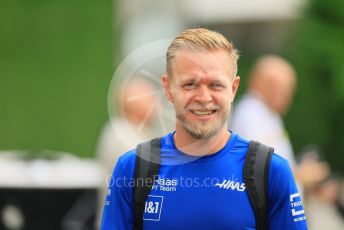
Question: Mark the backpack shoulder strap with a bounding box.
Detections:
[133,137,161,230]
[244,141,274,230]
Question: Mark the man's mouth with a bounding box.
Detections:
[190,110,217,116]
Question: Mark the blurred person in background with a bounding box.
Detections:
[230,55,297,166]
[229,56,329,193]
[96,79,158,173]
[96,78,159,227]
[298,149,344,230]
[306,176,344,230]
[230,55,328,194]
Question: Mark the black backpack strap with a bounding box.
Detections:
[133,137,161,230]
[244,141,274,230]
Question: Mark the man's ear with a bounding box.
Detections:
[231,76,240,102]
[162,74,173,103]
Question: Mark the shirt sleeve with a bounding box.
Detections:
[100,151,136,230]
[268,154,308,230]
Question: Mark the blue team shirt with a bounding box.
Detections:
[101,132,308,230]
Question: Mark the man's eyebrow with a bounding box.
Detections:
[211,79,227,85]
[178,76,200,84]
[178,78,226,86]
[180,79,196,84]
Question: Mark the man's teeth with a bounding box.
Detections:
[192,110,214,115]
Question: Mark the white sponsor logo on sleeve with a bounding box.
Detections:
[290,193,306,222]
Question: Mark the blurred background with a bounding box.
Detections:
[0,0,343,229]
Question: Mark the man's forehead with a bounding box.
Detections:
[175,49,230,65]
[172,49,233,78]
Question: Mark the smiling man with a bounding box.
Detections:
[100,28,308,230]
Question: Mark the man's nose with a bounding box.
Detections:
[195,85,212,103]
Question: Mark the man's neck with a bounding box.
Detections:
[173,126,230,156]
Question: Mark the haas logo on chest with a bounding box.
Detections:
[215,179,246,192]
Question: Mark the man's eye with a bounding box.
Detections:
[182,83,197,89]
[212,83,225,90]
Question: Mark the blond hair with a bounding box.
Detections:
[166,28,239,77]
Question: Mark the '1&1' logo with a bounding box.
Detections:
[143,195,164,221]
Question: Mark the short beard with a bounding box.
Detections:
[176,108,229,139]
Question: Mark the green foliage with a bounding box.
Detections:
[284,0,344,173]
[0,1,114,157]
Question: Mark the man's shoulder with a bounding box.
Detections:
[270,152,290,171]
[116,149,137,169]
[269,152,294,186]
